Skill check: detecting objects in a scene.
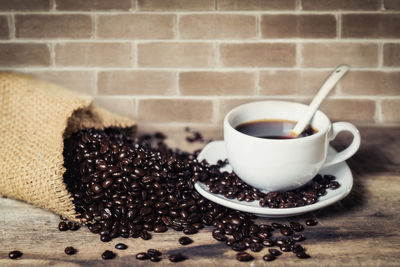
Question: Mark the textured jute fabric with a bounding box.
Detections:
[0,72,136,222]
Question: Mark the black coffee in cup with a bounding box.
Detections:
[234,119,318,139]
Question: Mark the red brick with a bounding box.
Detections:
[321,99,376,123]
[0,15,9,40]
[342,14,400,38]
[55,0,132,10]
[384,0,400,10]
[138,99,214,123]
[93,97,135,119]
[0,43,50,67]
[302,0,379,10]
[55,43,132,67]
[138,0,215,11]
[220,43,296,67]
[179,71,256,95]
[218,0,295,10]
[29,71,94,94]
[340,71,400,96]
[97,14,174,39]
[98,71,176,95]
[381,99,400,123]
[259,71,331,96]
[179,14,256,39]
[138,43,216,68]
[383,43,400,67]
[0,0,50,10]
[15,15,91,39]
[261,15,336,38]
[302,43,378,68]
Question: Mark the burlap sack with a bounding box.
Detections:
[0,72,136,222]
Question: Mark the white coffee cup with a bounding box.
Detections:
[224,101,361,192]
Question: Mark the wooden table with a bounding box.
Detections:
[1,126,399,266]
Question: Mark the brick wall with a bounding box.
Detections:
[0,0,399,128]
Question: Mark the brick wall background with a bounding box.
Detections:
[0,0,399,129]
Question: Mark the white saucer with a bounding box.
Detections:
[194,141,353,218]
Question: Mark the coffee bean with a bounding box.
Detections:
[290,222,304,232]
[268,248,282,256]
[183,226,198,235]
[226,238,235,246]
[262,239,274,247]
[115,243,127,250]
[249,242,263,252]
[64,246,76,255]
[236,252,254,262]
[102,250,115,260]
[291,244,305,253]
[150,256,161,262]
[58,221,68,231]
[179,236,193,245]
[212,232,227,242]
[136,252,149,260]
[140,230,152,240]
[8,250,23,259]
[147,249,162,257]
[329,181,340,189]
[169,253,186,262]
[296,251,311,259]
[100,234,111,242]
[231,241,246,251]
[293,233,305,241]
[67,222,80,231]
[272,222,283,229]
[280,244,292,252]
[263,253,276,261]
[306,219,318,226]
[280,226,293,236]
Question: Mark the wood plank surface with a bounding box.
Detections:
[1,126,399,266]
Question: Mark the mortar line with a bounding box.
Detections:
[93,69,98,96]
[2,66,400,71]
[175,71,180,96]
[336,14,342,39]
[92,14,97,39]
[376,99,383,123]
[9,13,15,39]
[378,42,383,68]
[49,43,55,67]
[175,14,179,40]
[255,70,260,95]
[2,39,399,43]
[3,10,400,15]
[50,0,56,11]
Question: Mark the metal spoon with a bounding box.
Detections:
[289,65,350,138]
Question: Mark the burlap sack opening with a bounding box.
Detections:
[0,72,136,222]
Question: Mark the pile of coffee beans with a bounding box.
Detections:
[202,159,340,208]
[60,127,321,262]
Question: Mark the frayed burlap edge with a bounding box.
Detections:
[0,72,136,222]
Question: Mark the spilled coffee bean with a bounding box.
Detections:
[101,250,115,260]
[169,253,187,262]
[136,252,149,260]
[306,219,318,226]
[263,253,276,261]
[60,128,323,263]
[147,249,162,257]
[8,250,23,259]
[115,243,128,250]
[179,236,193,245]
[64,246,76,255]
[236,252,254,262]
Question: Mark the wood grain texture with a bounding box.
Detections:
[1,126,399,266]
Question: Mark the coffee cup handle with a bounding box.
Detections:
[323,122,361,167]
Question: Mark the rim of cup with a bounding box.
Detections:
[224,100,331,142]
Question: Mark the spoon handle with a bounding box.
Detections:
[291,65,350,137]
